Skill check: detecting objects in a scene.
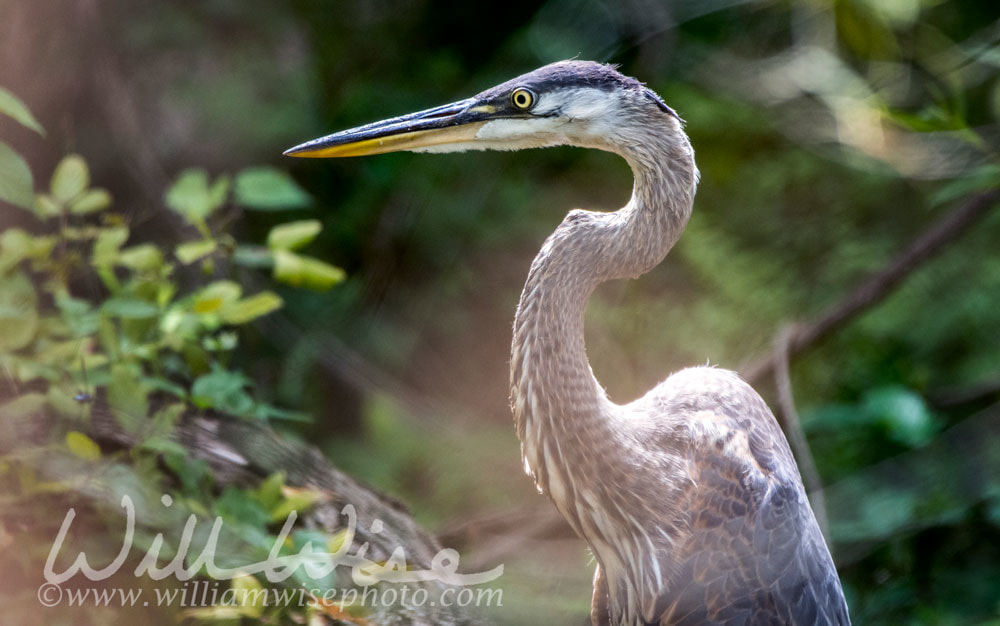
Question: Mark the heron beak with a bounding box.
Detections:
[284,97,497,158]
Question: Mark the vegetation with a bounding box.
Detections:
[1,0,999,624]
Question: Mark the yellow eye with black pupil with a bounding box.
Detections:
[511,88,535,110]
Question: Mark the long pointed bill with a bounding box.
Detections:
[284,98,497,158]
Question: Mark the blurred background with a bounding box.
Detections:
[2,0,1000,624]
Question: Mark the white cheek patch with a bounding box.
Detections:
[534,88,618,121]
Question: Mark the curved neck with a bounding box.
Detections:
[509,125,698,492]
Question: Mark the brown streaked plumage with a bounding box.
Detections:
[286,60,851,626]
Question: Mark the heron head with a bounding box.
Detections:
[284,60,682,159]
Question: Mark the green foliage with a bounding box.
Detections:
[28,153,115,219]
[0,270,38,350]
[0,86,44,135]
[0,88,43,209]
[864,386,940,448]
[65,431,102,460]
[806,385,940,455]
[0,140,34,210]
[159,165,339,292]
[175,238,218,264]
[50,154,90,202]
[0,146,333,431]
[192,364,254,415]
[0,94,348,622]
[266,219,322,251]
[234,167,311,210]
[272,249,345,291]
[166,168,229,226]
[218,291,284,325]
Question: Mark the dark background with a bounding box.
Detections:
[2,0,1000,623]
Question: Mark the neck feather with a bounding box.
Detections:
[509,122,698,496]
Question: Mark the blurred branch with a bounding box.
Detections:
[772,326,830,545]
[78,402,478,625]
[742,188,1000,384]
[930,376,1000,408]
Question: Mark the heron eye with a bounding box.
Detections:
[511,88,535,110]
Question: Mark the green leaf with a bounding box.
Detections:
[149,402,185,438]
[97,315,118,359]
[232,245,274,268]
[0,271,38,350]
[208,175,231,212]
[252,403,311,422]
[0,228,31,274]
[269,487,326,522]
[273,250,345,291]
[14,235,59,260]
[266,219,322,251]
[91,226,130,268]
[229,573,265,618]
[175,239,217,264]
[0,87,44,134]
[255,471,286,510]
[107,363,149,433]
[66,431,101,461]
[55,292,99,337]
[0,140,35,211]
[218,291,283,324]
[143,377,188,399]
[138,437,187,456]
[193,280,242,313]
[102,297,159,319]
[883,105,965,134]
[33,193,60,218]
[163,452,210,495]
[234,167,310,210]
[327,527,350,553]
[215,487,271,527]
[34,338,88,366]
[191,365,254,415]
[2,230,57,266]
[864,386,939,448]
[202,330,238,352]
[68,188,112,214]
[117,244,163,272]
[48,385,84,418]
[165,169,228,223]
[50,154,89,203]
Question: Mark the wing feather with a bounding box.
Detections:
[639,369,850,626]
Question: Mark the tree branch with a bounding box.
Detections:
[772,326,830,545]
[61,404,481,625]
[742,189,1000,384]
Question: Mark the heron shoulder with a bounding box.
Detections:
[628,366,798,480]
[620,370,847,624]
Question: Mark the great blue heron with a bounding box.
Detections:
[286,60,850,626]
